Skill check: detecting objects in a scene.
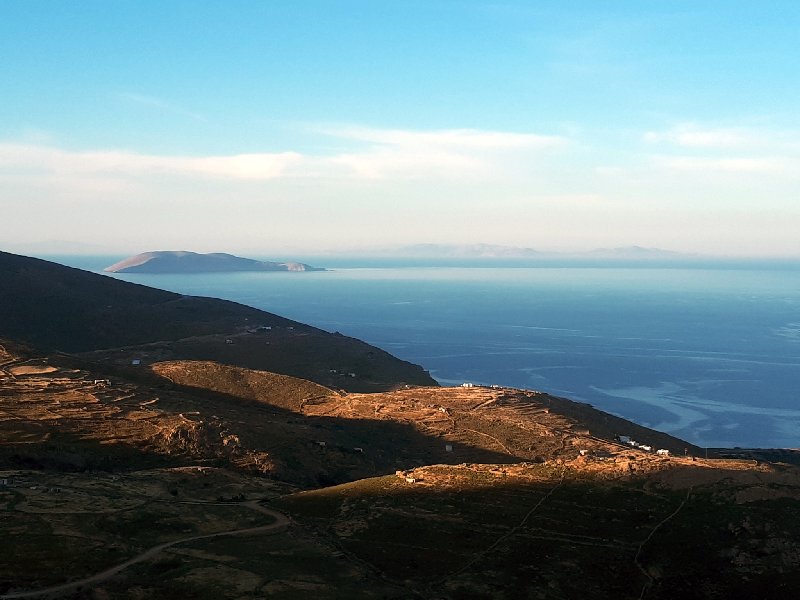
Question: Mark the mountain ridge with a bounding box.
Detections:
[390,243,698,260]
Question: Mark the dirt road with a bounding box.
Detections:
[1,502,289,599]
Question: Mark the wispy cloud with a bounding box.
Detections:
[323,126,566,150]
[644,127,749,149]
[0,126,570,184]
[638,122,800,181]
[651,155,794,174]
[117,92,207,122]
[311,126,569,179]
[642,123,795,150]
[0,143,303,181]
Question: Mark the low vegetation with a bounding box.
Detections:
[1,254,799,598]
[3,342,800,598]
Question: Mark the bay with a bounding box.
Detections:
[52,256,800,449]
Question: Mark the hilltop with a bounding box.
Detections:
[104,250,324,274]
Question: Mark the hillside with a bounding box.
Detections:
[277,460,800,599]
[0,251,434,391]
[3,343,800,598]
[2,253,799,598]
[105,251,323,273]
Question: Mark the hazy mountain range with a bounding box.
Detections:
[394,243,694,260]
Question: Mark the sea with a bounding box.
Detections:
[50,255,800,449]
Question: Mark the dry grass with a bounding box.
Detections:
[4,348,800,598]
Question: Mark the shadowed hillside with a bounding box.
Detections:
[0,251,435,391]
[277,461,800,600]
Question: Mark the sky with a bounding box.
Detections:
[1,0,799,257]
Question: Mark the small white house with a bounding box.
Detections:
[131,359,141,366]
[657,449,670,456]
[461,382,474,388]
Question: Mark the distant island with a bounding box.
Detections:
[398,243,546,258]
[395,243,695,261]
[104,251,325,274]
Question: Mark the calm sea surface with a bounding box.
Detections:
[54,256,800,448]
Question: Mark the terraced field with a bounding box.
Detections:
[3,342,800,599]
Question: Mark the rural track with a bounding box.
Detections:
[0,502,290,599]
[459,426,514,456]
[635,486,693,600]
[434,467,567,587]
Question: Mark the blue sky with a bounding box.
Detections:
[1,1,799,256]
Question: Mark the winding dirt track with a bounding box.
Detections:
[1,502,289,599]
[635,486,693,600]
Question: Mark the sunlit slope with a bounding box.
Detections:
[1,345,694,487]
[4,343,800,599]
[1,350,509,485]
[278,460,800,599]
[151,360,334,411]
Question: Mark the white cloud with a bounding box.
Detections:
[324,126,566,150]
[319,147,485,180]
[0,126,570,185]
[5,122,796,257]
[644,125,749,148]
[651,155,794,174]
[117,92,207,122]
[642,123,797,150]
[309,126,569,180]
[639,123,800,182]
[0,143,304,181]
